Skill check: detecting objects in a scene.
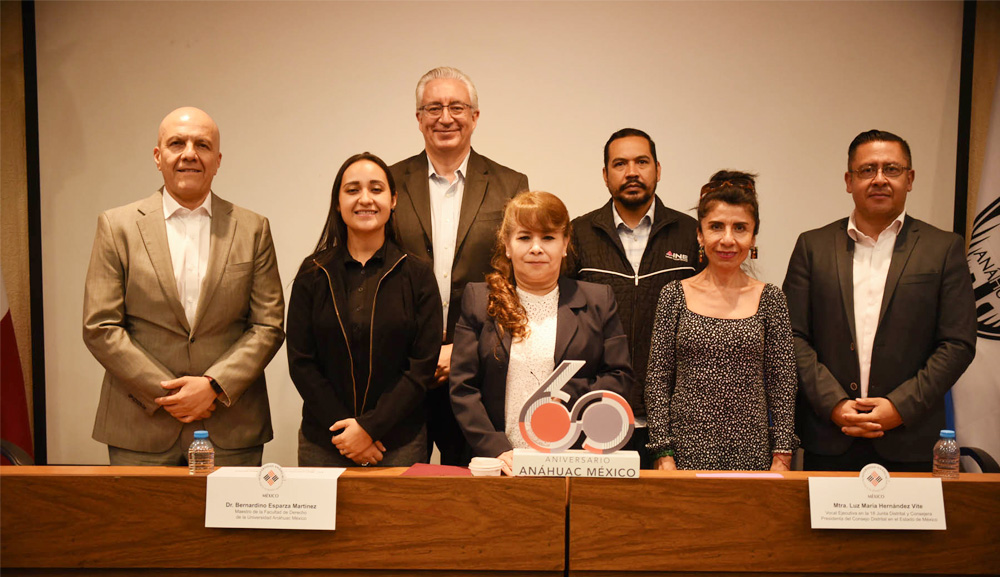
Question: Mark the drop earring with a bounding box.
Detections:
[698,245,705,264]
[750,246,758,260]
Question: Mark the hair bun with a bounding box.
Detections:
[701,170,758,199]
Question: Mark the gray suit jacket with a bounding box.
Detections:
[83,191,285,452]
[390,149,528,341]
[782,216,976,461]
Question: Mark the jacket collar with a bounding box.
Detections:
[590,196,679,262]
[135,190,234,333]
[836,215,919,340]
[554,276,587,362]
[401,148,489,254]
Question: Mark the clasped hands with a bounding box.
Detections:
[831,397,903,438]
[331,418,385,466]
[155,376,220,423]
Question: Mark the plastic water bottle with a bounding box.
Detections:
[932,429,959,479]
[188,430,215,475]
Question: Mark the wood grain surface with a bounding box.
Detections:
[0,467,566,573]
[568,471,1000,575]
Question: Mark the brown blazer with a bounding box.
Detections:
[390,149,528,341]
[83,191,285,452]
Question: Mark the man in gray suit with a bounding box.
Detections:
[391,67,528,465]
[783,129,976,471]
[84,107,284,466]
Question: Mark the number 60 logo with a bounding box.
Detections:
[517,360,635,454]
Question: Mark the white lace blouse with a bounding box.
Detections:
[504,286,559,448]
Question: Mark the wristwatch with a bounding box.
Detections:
[205,376,223,395]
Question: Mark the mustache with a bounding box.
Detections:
[617,178,648,194]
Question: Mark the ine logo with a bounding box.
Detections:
[518,360,634,454]
[257,463,285,491]
[968,196,1000,340]
[859,463,890,493]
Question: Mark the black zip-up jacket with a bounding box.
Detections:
[287,241,443,449]
[571,197,700,416]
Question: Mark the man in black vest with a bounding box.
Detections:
[571,128,700,467]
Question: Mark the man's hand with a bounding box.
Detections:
[156,376,217,423]
[330,418,375,457]
[833,397,903,438]
[433,343,453,388]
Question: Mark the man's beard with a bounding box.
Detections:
[615,180,654,209]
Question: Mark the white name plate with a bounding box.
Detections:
[513,448,639,478]
[808,464,946,530]
[205,464,344,530]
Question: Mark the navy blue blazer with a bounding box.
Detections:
[449,276,634,458]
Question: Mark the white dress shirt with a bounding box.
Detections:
[427,153,470,331]
[163,190,212,327]
[847,210,905,398]
[612,201,655,274]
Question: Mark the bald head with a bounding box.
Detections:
[154,107,222,209]
[157,107,221,149]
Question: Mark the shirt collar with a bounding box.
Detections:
[612,200,655,231]
[847,210,905,243]
[426,151,471,181]
[162,189,213,219]
[340,240,388,267]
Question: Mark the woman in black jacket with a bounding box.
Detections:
[287,153,442,467]
[450,191,633,474]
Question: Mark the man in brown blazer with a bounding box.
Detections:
[83,107,284,466]
[391,67,528,465]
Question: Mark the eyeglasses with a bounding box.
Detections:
[418,103,474,118]
[851,164,910,180]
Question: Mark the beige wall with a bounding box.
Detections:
[967,0,1000,232]
[34,1,965,465]
[1,0,33,437]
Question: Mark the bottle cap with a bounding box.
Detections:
[194,430,209,439]
[940,429,956,439]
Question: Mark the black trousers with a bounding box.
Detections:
[627,426,654,469]
[804,438,930,472]
[425,385,471,466]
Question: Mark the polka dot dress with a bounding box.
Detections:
[645,281,799,470]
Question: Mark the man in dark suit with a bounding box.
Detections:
[783,129,976,471]
[84,107,284,465]
[390,67,529,465]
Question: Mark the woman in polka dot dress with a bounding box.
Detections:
[645,171,798,471]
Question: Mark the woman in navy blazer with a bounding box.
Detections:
[450,191,633,473]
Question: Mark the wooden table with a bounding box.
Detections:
[4,468,998,576]
[568,471,1000,576]
[1,466,567,576]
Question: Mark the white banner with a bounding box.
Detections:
[953,60,1000,470]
